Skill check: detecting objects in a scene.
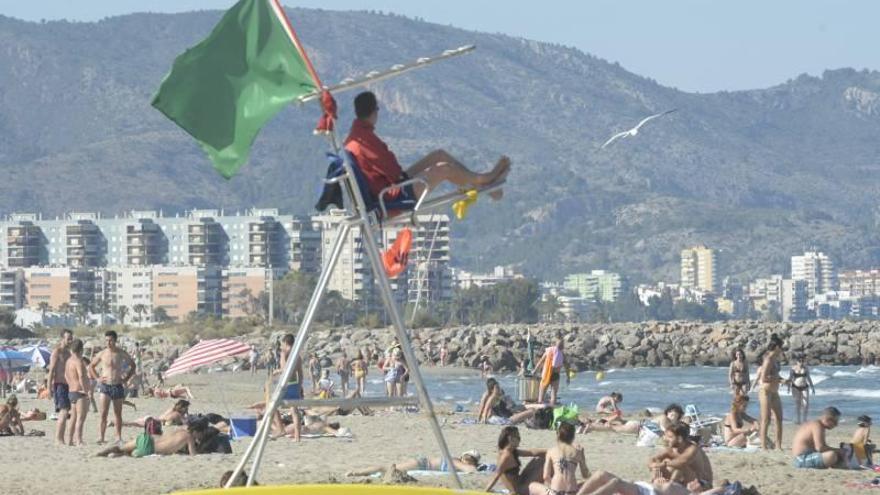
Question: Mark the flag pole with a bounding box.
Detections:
[267,0,324,89]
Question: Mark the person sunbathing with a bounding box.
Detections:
[477,378,537,424]
[0,396,25,435]
[95,427,196,457]
[146,384,193,399]
[275,414,346,438]
[540,423,590,495]
[116,400,190,428]
[346,450,484,477]
[576,470,727,495]
[21,408,47,421]
[485,426,547,495]
[722,395,757,447]
[648,424,713,489]
[580,416,642,435]
[656,404,686,432]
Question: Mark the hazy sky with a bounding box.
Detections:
[2,0,876,93]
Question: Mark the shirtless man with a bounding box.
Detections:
[47,328,73,446]
[648,424,713,490]
[96,428,196,457]
[89,330,136,444]
[64,339,92,446]
[791,406,841,469]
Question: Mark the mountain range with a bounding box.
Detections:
[1,9,879,283]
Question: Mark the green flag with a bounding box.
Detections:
[152,0,318,178]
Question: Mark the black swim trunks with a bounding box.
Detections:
[53,383,71,412]
[99,383,126,401]
[549,369,560,383]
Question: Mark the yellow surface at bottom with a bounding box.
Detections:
[179,484,484,495]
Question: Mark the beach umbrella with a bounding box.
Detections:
[0,348,32,372]
[18,345,51,368]
[164,339,251,378]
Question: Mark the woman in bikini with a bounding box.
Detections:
[541,423,590,495]
[727,348,750,397]
[478,378,535,424]
[751,334,784,451]
[346,450,483,476]
[787,355,815,424]
[146,384,193,399]
[486,426,547,495]
[351,351,368,395]
[722,394,757,447]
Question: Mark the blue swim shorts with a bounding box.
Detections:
[99,382,126,401]
[794,450,827,469]
[53,382,71,412]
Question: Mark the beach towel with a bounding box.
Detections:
[706,445,760,454]
[300,428,353,439]
[540,347,556,387]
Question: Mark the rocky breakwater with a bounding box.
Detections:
[300,320,880,372]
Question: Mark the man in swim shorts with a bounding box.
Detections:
[791,406,841,469]
[47,328,73,446]
[89,330,136,444]
[649,423,713,489]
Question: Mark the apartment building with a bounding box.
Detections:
[791,250,835,298]
[563,270,625,303]
[781,279,809,322]
[0,209,321,274]
[222,267,268,318]
[838,269,880,297]
[453,265,522,290]
[0,268,24,309]
[312,211,452,306]
[680,245,720,293]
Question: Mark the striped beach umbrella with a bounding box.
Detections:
[164,339,251,378]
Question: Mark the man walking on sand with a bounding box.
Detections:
[791,406,842,469]
[534,335,567,406]
[47,328,73,446]
[89,330,136,444]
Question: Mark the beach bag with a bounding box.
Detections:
[637,421,662,447]
[552,404,579,430]
[525,407,554,430]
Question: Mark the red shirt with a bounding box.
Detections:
[344,119,403,198]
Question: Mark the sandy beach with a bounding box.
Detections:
[1,368,873,495]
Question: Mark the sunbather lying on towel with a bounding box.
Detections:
[345,450,486,476]
[95,427,195,457]
[146,384,193,399]
[576,470,730,494]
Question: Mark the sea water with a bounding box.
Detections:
[399,365,880,421]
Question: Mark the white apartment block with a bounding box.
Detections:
[791,250,836,297]
[312,211,452,307]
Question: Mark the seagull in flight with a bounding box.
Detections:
[600,109,677,149]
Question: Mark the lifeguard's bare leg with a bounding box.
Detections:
[406,150,510,197]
